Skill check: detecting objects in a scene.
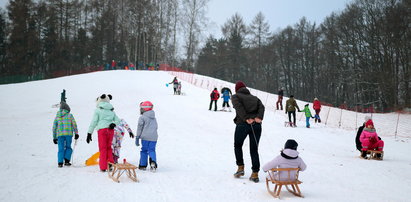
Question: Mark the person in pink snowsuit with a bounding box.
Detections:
[360,119,384,159]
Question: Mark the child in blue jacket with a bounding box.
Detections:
[221,89,231,112]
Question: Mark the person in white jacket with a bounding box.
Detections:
[262,139,307,181]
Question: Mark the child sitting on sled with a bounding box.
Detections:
[360,119,384,159]
[112,119,134,163]
[136,101,159,170]
[262,139,307,181]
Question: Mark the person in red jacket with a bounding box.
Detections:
[209,88,220,111]
[313,98,321,123]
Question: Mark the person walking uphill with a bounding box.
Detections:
[135,101,159,171]
[232,81,265,183]
[285,95,300,127]
[52,101,79,167]
[209,88,220,111]
[276,88,284,110]
[86,94,120,172]
[313,98,322,123]
[169,77,179,95]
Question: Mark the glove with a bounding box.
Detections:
[285,111,287,114]
[129,132,134,138]
[311,116,314,119]
[86,133,92,144]
[74,134,79,140]
[53,139,58,144]
[135,138,140,146]
[109,123,116,129]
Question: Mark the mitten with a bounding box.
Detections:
[135,138,140,146]
[109,123,116,129]
[129,132,134,138]
[74,134,79,140]
[86,133,92,144]
[53,139,58,144]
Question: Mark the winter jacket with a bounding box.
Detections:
[136,110,158,142]
[222,90,231,102]
[52,109,78,139]
[278,89,284,97]
[262,149,307,181]
[285,98,300,113]
[87,102,120,134]
[170,78,178,88]
[232,87,265,125]
[313,100,321,110]
[112,119,133,148]
[302,106,312,118]
[360,128,379,144]
[355,124,365,151]
[210,90,220,100]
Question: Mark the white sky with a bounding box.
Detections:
[206,0,352,38]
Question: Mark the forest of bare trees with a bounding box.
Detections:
[0,0,209,80]
[0,0,409,111]
[196,0,410,111]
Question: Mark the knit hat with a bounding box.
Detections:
[235,81,246,92]
[365,119,374,128]
[60,101,70,112]
[284,139,298,150]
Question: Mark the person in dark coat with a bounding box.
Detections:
[232,81,265,183]
[285,95,301,127]
[276,88,284,110]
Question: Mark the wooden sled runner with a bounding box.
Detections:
[367,150,384,160]
[108,162,139,183]
[266,168,303,198]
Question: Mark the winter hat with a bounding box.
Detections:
[235,81,246,92]
[140,101,153,112]
[365,119,374,128]
[284,139,298,150]
[60,101,70,112]
[314,97,318,101]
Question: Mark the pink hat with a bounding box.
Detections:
[365,119,374,128]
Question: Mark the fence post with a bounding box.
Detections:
[325,107,331,125]
[338,108,343,128]
[394,112,400,139]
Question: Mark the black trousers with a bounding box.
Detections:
[234,123,262,172]
[209,100,217,111]
[222,101,230,107]
[288,111,296,124]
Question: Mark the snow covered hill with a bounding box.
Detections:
[0,70,410,202]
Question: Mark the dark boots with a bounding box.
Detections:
[233,165,245,178]
[360,151,368,159]
[64,159,71,166]
[249,172,259,183]
[58,163,63,168]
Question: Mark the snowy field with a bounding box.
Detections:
[0,70,410,202]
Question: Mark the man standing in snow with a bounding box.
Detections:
[232,81,265,183]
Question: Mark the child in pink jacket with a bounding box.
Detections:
[262,139,307,181]
[360,119,384,159]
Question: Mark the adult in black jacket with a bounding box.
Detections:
[232,81,265,183]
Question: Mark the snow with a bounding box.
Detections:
[0,70,410,202]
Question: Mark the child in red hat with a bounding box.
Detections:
[359,119,384,159]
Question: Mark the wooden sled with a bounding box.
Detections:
[108,162,139,183]
[284,122,295,127]
[266,168,303,198]
[367,150,384,160]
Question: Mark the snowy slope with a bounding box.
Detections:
[0,70,410,202]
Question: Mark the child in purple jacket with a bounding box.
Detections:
[262,139,307,181]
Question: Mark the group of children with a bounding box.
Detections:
[52,93,159,172]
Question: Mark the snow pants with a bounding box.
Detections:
[276,96,283,110]
[314,109,321,122]
[306,117,311,128]
[361,139,384,151]
[98,128,114,170]
[209,100,217,111]
[139,140,157,167]
[234,123,262,173]
[222,101,230,107]
[112,131,124,164]
[288,111,296,124]
[57,135,73,163]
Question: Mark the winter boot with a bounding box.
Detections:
[233,165,245,178]
[150,161,158,172]
[64,159,71,166]
[58,163,63,168]
[138,165,147,170]
[375,153,383,160]
[249,172,259,183]
[360,151,368,159]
